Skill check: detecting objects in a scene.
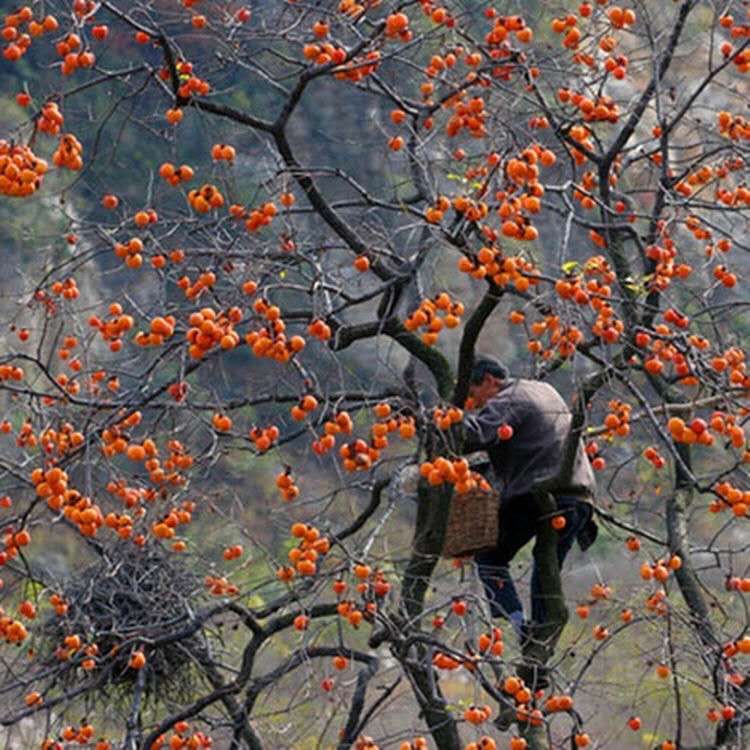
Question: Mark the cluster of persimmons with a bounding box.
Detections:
[404,293,464,346]
[0,140,48,197]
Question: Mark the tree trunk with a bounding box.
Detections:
[398,482,462,750]
[521,491,570,684]
[402,482,453,623]
[667,469,749,749]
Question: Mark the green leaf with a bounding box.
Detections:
[561,260,579,274]
[246,593,265,609]
[24,580,45,599]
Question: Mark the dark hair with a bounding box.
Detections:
[470,357,508,385]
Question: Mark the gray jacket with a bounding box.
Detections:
[462,378,597,502]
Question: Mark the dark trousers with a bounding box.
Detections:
[474,494,592,625]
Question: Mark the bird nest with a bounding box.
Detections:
[37,543,212,708]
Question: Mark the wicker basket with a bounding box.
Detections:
[442,486,500,558]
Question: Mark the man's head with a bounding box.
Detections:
[468,357,508,407]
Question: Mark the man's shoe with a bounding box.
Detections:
[518,622,552,690]
[517,661,550,691]
[492,702,515,731]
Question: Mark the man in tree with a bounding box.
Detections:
[463,357,598,638]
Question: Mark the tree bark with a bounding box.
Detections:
[402,482,453,623]
[398,481,462,750]
[522,491,570,681]
[668,447,749,749]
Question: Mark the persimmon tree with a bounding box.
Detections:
[0,0,749,748]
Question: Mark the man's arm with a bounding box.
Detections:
[461,396,515,453]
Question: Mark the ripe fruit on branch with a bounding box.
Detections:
[463,704,491,724]
[276,469,299,502]
[291,394,318,421]
[128,650,146,669]
[52,133,83,170]
[188,183,224,213]
[551,514,566,530]
[166,107,183,124]
[0,140,48,197]
[497,423,514,440]
[223,545,243,560]
[211,143,236,161]
[159,162,193,185]
[418,456,489,494]
[433,406,463,430]
[354,254,370,271]
[212,413,232,432]
[248,424,278,453]
[451,599,467,616]
[608,6,636,29]
[404,293,464,346]
[385,12,410,39]
[187,306,241,358]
